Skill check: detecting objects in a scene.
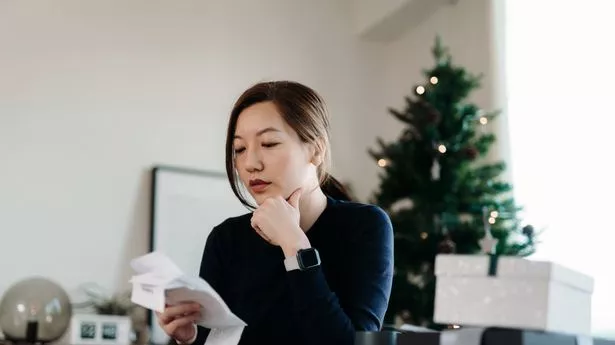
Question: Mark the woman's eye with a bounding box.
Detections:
[234,147,245,154]
[262,142,279,148]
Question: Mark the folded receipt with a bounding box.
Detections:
[129,251,246,344]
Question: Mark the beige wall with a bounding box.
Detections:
[0,0,507,301]
[0,0,383,295]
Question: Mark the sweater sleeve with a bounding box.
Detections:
[286,205,394,345]
[191,225,226,345]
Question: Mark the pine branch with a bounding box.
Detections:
[388,107,413,124]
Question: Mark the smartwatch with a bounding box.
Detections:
[284,248,321,271]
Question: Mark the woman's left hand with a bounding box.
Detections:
[251,188,310,255]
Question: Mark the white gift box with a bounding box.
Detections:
[433,254,594,335]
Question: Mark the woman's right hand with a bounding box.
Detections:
[155,302,202,344]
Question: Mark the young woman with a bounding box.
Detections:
[156,81,393,345]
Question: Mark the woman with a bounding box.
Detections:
[156,81,393,345]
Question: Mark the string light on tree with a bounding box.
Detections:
[416,86,426,95]
[488,210,498,224]
[479,116,488,125]
[377,158,388,167]
[430,76,439,85]
[438,144,447,153]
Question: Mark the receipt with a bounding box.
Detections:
[205,327,244,345]
[129,251,246,344]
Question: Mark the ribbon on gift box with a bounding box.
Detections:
[487,253,499,277]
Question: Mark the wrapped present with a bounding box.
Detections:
[433,253,594,335]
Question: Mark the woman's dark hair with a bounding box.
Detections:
[225,80,352,209]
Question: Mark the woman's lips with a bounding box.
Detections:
[249,179,271,193]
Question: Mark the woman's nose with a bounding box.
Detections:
[244,147,263,172]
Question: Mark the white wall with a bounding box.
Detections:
[505,0,615,337]
[0,0,384,298]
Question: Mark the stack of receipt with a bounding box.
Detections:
[129,251,246,344]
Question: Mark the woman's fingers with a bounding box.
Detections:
[256,229,270,242]
[167,302,201,316]
[157,302,200,326]
[252,224,273,244]
[163,312,201,334]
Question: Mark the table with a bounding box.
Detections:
[355,327,615,345]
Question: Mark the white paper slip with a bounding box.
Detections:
[166,286,246,329]
[130,281,166,313]
[130,251,184,277]
[205,326,245,345]
[129,251,247,331]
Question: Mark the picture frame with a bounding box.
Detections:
[147,164,248,344]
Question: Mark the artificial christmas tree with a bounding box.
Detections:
[368,37,537,329]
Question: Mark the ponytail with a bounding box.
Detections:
[320,173,353,201]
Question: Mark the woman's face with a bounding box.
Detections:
[232,101,317,205]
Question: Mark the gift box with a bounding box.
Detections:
[433,254,594,335]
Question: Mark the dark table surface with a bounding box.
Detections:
[355,327,615,345]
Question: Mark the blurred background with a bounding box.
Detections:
[1,0,613,342]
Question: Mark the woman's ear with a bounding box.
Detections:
[310,140,325,167]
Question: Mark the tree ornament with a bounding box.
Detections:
[458,213,473,223]
[438,234,457,254]
[431,158,441,180]
[436,214,456,253]
[462,146,478,160]
[407,271,426,288]
[400,310,413,324]
[390,198,414,212]
[522,225,535,244]
[522,224,534,237]
[426,109,442,124]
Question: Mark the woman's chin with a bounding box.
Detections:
[250,190,271,205]
[249,188,285,205]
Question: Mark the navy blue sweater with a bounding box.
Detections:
[192,196,394,345]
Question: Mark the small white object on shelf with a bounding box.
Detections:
[433,254,594,335]
[66,313,132,345]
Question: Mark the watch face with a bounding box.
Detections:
[298,249,320,269]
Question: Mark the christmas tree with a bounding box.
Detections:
[368,37,537,329]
